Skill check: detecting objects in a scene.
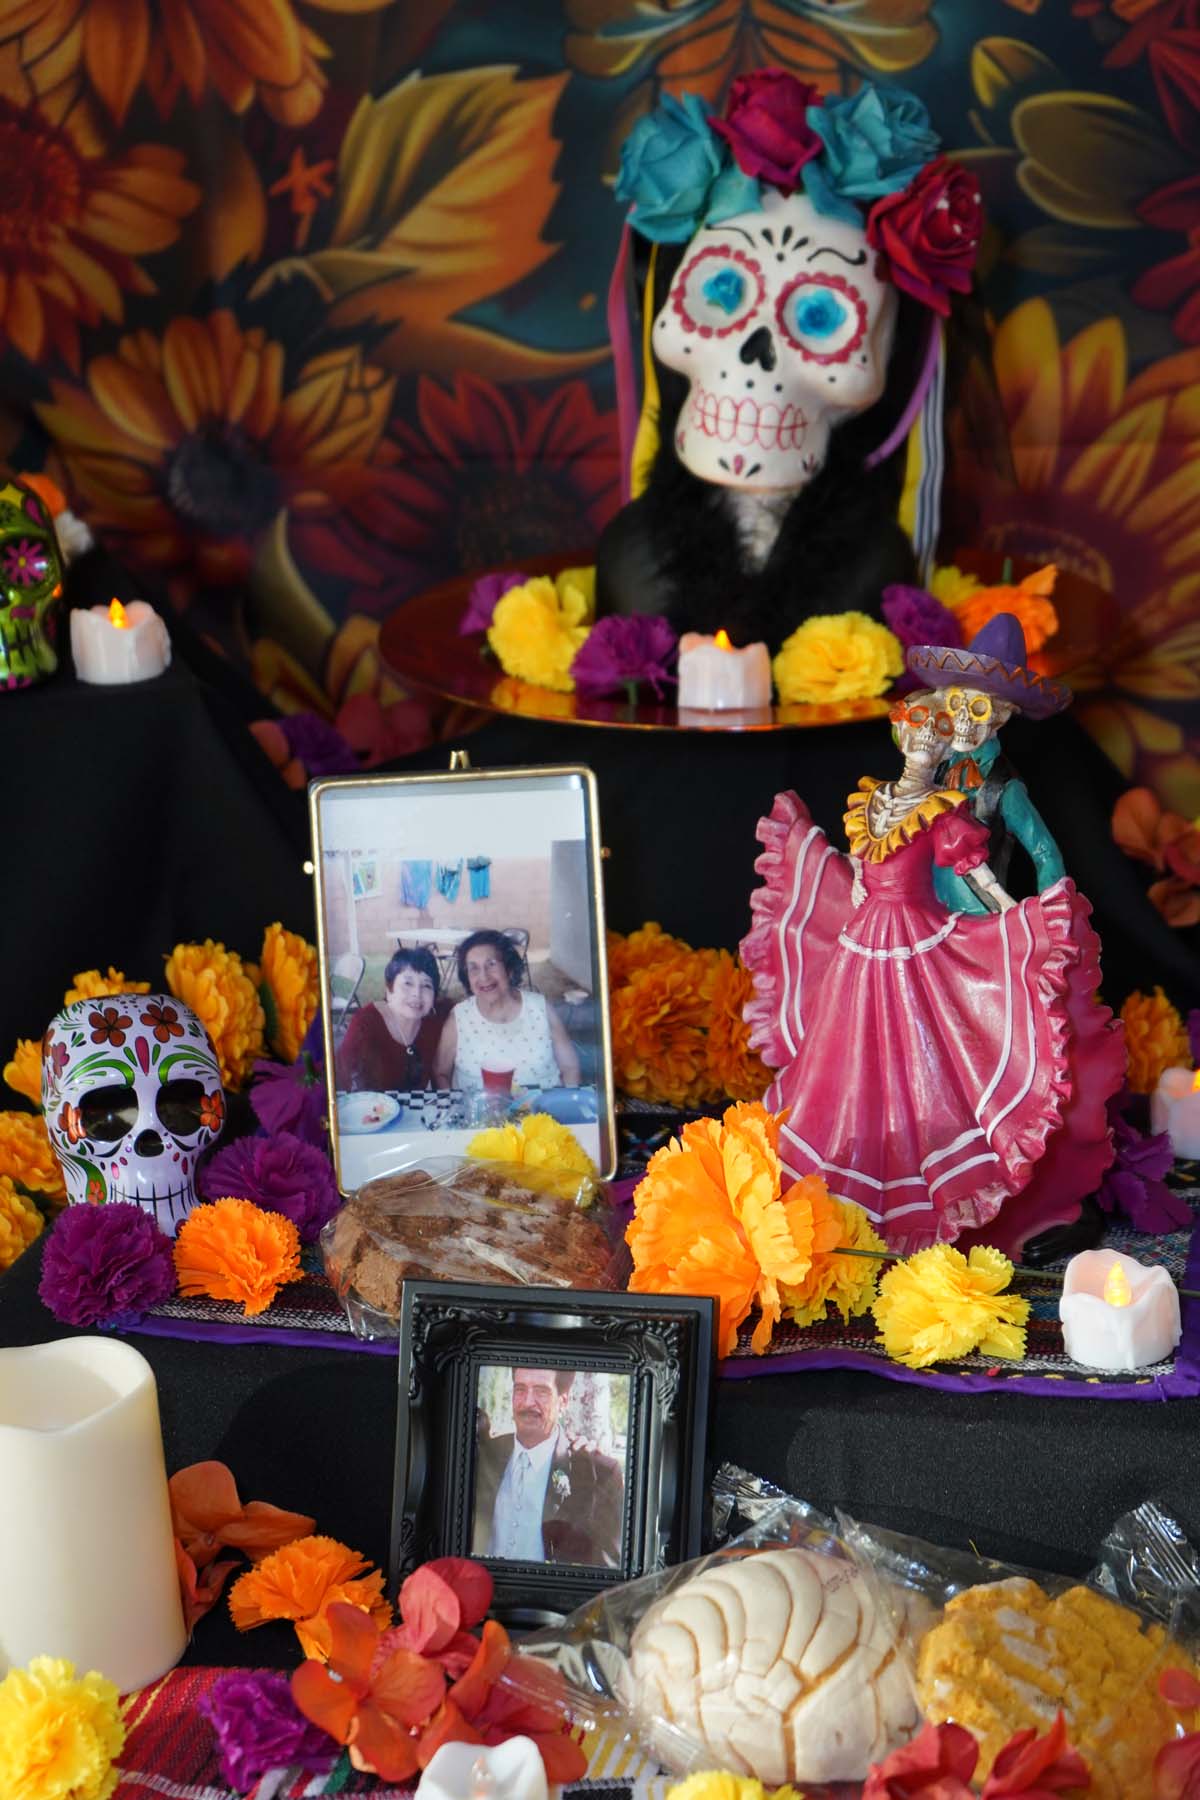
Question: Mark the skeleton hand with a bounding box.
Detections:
[972,862,1017,912]
[850,856,867,909]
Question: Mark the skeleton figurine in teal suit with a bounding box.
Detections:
[908,614,1069,916]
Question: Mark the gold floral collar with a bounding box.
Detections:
[844,777,965,864]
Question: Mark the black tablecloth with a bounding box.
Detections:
[4,1234,1200,1672]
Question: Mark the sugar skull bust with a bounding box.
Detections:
[0,476,64,690]
[596,76,983,646]
[42,994,225,1232]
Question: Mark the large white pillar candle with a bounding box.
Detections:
[676,630,772,711]
[1150,1066,1200,1160]
[0,1337,187,1691]
[1059,1250,1182,1372]
[71,598,171,685]
[416,1736,554,1800]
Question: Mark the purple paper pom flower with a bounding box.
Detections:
[280,712,360,777]
[460,569,528,636]
[571,614,679,699]
[1097,1111,1191,1234]
[881,583,962,652]
[200,1131,339,1242]
[200,1670,337,1793]
[38,1202,176,1328]
[250,1050,328,1149]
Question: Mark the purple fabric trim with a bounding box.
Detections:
[607,222,637,505]
[863,311,940,470]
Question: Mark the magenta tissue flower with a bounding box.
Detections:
[571,614,678,700]
[250,1051,327,1148]
[200,1130,339,1241]
[38,1202,176,1328]
[1097,1111,1191,1234]
[710,69,822,192]
[460,569,528,635]
[201,1670,337,1793]
[881,583,962,651]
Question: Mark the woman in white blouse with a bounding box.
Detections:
[433,930,581,1092]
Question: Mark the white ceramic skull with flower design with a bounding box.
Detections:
[42,994,225,1232]
[653,186,897,494]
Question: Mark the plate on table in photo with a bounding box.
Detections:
[337,1091,402,1134]
[519,1086,599,1125]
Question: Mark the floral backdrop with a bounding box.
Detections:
[0,0,1196,811]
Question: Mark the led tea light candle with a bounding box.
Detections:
[71,596,171,685]
[1150,1066,1200,1161]
[0,1336,187,1690]
[1059,1249,1182,1372]
[676,628,772,711]
[416,1737,553,1800]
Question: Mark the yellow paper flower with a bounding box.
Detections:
[4,1040,42,1106]
[0,1655,125,1800]
[704,952,771,1104]
[0,1176,43,1272]
[668,1776,805,1800]
[554,564,596,621]
[927,564,983,608]
[165,940,265,1088]
[259,923,319,1065]
[1121,986,1191,1094]
[0,1111,65,1203]
[487,575,591,693]
[872,1243,1029,1370]
[467,1112,597,1179]
[173,1197,303,1317]
[772,612,903,705]
[781,1194,885,1328]
[63,969,150,1005]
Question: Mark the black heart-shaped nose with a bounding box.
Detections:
[739,326,777,371]
[134,1129,164,1157]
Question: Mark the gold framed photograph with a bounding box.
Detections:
[310,766,616,1192]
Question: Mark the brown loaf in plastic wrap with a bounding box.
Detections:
[321,1160,627,1336]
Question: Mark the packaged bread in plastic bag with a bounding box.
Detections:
[321,1157,631,1338]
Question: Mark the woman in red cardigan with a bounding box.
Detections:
[335,947,442,1092]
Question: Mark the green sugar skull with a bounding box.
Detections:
[0,477,64,689]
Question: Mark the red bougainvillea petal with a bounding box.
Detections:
[982,1712,1091,1795]
[1162,1668,1200,1711]
[174,1539,239,1632]
[220,1498,317,1559]
[449,1619,512,1720]
[425,1557,494,1627]
[435,1629,487,1678]
[397,1565,462,1654]
[862,1720,978,1797]
[480,1726,589,1784]
[170,1461,241,1537]
[417,1697,485,1767]
[325,1600,388,1686]
[292,1658,360,1744]
[349,1704,422,1782]
[370,1644,447,1728]
[1154,1734,1200,1800]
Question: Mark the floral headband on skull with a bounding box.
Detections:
[616,72,983,319]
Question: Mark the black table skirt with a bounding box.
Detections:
[4,1235,1199,1670]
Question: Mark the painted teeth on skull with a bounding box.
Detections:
[689,387,807,453]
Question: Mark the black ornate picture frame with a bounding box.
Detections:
[391,1282,717,1622]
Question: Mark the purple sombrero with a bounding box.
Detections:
[906,612,1071,720]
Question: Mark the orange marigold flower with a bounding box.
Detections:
[0,1110,65,1202]
[627,1102,825,1355]
[704,952,771,1104]
[63,968,150,1005]
[781,1193,885,1328]
[165,939,264,1089]
[259,922,319,1064]
[0,0,393,130]
[952,564,1059,654]
[611,959,715,1108]
[0,1175,43,1272]
[173,1197,302,1317]
[228,1535,390,1660]
[40,314,394,587]
[3,1039,42,1106]
[1121,986,1191,1094]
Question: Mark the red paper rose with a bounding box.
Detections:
[862,1720,978,1798]
[866,157,983,316]
[710,68,821,192]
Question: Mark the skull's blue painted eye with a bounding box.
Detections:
[792,289,848,338]
[702,267,747,315]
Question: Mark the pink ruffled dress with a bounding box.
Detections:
[741,781,1126,1255]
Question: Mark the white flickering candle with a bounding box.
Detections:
[416,1736,554,1800]
[1150,1066,1200,1160]
[71,597,171,685]
[0,1337,187,1691]
[676,629,772,711]
[1059,1249,1182,1372]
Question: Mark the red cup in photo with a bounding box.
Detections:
[481,1062,515,1094]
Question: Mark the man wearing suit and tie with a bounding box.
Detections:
[472,1367,625,1568]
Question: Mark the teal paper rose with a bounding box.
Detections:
[617,92,732,243]
[803,84,940,226]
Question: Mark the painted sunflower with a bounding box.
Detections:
[38,311,394,584]
[0,0,392,128]
[947,297,1200,813]
[0,50,198,365]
